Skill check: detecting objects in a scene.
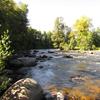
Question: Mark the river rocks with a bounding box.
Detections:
[36,55,52,61]
[36,55,47,60]
[41,55,48,58]
[63,55,73,58]
[57,91,64,100]
[44,92,54,100]
[48,51,54,53]
[9,57,37,69]
[1,78,44,100]
[44,91,66,100]
[38,66,44,69]
[70,75,88,83]
[33,50,39,53]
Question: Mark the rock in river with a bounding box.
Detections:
[1,78,44,100]
[63,55,73,58]
[8,57,37,69]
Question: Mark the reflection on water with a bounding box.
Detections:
[25,50,100,96]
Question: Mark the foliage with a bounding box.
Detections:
[0,30,12,71]
[51,17,65,48]
[0,0,100,52]
[73,16,94,50]
[0,0,28,51]
[59,42,68,51]
[0,0,28,35]
[74,16,92,32]
[26,27,53,49]
[42,31,53,48]
[0,30,13,95]
[92,27,100,47]
[52,16,99,51]
[67,31,76,50]
[0,76,11,91]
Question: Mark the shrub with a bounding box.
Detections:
[0,30,13,71]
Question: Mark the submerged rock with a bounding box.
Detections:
[41,55,48,58]
[36,55,52,61]
[44,92,54,100]
[38,66,44,69]
[1,78,44,100]
[48,51,54,53]
[33,50,39,53]
[63,55,73,58]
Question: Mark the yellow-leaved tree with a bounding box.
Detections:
[74,16,94,50]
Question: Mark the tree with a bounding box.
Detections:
[27,27,43,49]
[68,31,76,50]
[51,17,65,48]
[46,31,53,48]
[0,30,12,71]
[74,16,94,50]
[0,0,28,51]
[74,16,92,32]
[92,27,100,47]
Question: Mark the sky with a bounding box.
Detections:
[14,0,100,31]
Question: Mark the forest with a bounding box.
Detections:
[0,0,100,99]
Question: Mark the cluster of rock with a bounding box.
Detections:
[4,50,53,81]
[8,57,37,68]
[7,50,52,70]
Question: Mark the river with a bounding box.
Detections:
[19,49,100,97]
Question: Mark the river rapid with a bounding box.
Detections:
[19,49,100,96]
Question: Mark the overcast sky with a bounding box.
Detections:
[14,0,100,31]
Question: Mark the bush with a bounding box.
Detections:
[0,30,13,71]
[0,76,11,91]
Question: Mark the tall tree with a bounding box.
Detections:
[0,0,28,35]
[0,0,28,51]
[42,31,53,48]
[92,27,100,47]
[51,17,65,48]
[74,16,93,50]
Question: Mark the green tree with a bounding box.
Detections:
[51,17,65,48]
[0,0,28,35]
[27,27,43,49]
[0,0,28,51]
[46,31,53,48]
[68,31,76,50]
[0,30,12,71]
[92,27,100,47]
[41,31,53,48]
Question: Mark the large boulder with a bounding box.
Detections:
[1,78,44,100]
[9,57,37,69]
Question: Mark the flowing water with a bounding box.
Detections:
[20,49,100,95]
